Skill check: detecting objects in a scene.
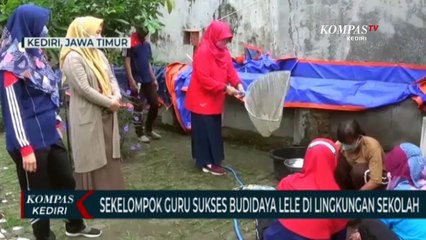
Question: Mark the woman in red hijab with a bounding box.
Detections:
[262,138,349,240]
[185,20,244,176]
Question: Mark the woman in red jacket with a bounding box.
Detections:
[262,138,349,240]
[185,20,244,176]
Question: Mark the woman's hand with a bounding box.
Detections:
[23,153,37,173]
[234,83,246,101]
[109,98,121,112]
[225,85,239,96]
[129,79,138,92]
[237,83,244,92]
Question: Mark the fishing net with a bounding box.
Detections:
[244,71,291,137]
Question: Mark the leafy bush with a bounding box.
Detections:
[118,94,144,159]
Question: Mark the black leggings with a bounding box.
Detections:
[358,219,399,240]
[141,82,159,133]
[8,140,84,240]
[131,82,159,136]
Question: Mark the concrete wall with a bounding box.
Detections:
[151,0,280,62]
[330,100,425,151]
[153,0,426,62]
[156,0,426,147]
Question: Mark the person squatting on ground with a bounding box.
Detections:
[0,4,101,240]
[336,120,388,190]
[258,138,349,240]
[185,20,245,176]
[350,143,426,240]
[60,16,126,190]
[123,26,161,143]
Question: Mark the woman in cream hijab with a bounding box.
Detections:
[60,16,125,190]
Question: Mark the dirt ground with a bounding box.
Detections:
[0,129,278,240]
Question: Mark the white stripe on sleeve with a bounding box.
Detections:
[6,86,30,147]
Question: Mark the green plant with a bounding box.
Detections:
[118,98,143,159]
[0,0,175,64]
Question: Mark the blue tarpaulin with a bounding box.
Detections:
[165,54,426,131]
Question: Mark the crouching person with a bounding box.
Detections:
[350,143,426,240]
[336,120,388,190]
[257,138,349,240]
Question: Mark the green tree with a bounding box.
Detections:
[0,0,175,64]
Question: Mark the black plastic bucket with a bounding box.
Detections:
[270,147,306,180]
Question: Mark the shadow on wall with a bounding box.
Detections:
[329,99,426,151]
[212,2,241,35]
